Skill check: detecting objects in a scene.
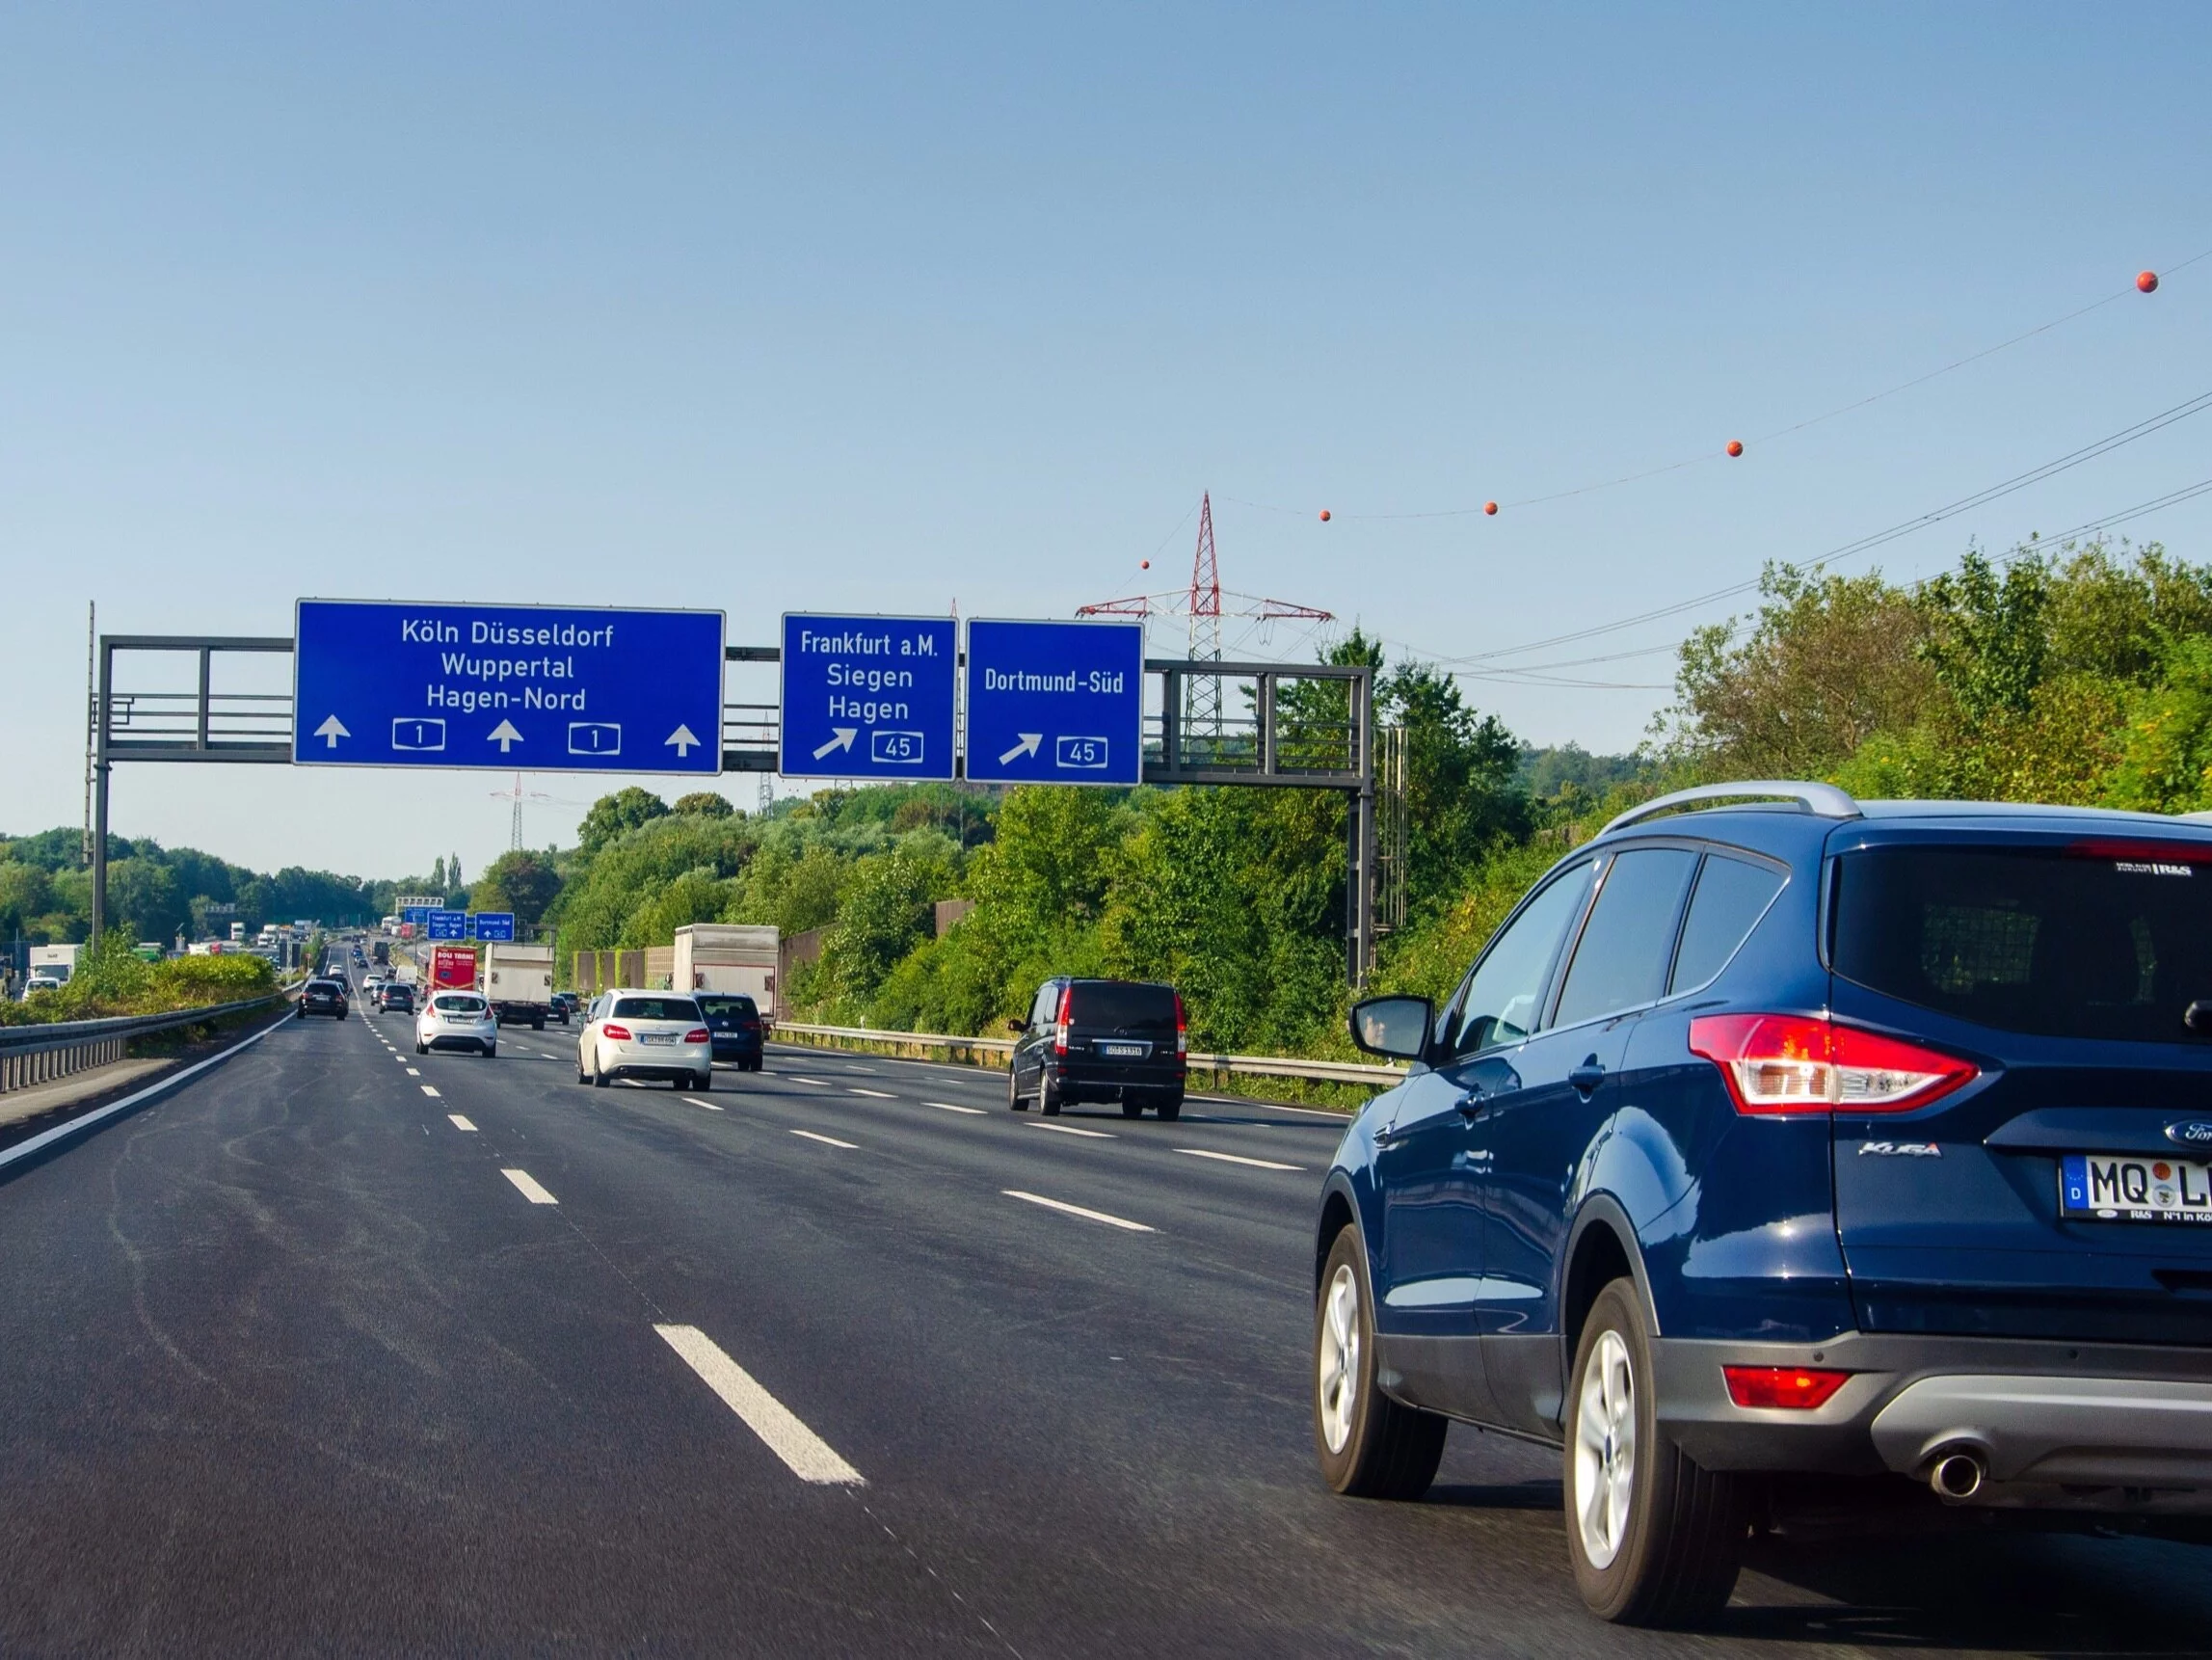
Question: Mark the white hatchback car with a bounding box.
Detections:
[416,991,497,1058]
[577,990,712,1090]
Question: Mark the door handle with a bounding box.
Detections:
[1454,1090,1487,1118]
[1568,1056,1606,1095]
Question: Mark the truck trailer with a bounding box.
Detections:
[671,924,779,1016]
[483,941,555,1029]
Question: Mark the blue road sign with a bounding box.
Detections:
[400,905,434,927]
[779,614,957,781]
[293,601,725,774]
[426,910,467,941]
[470,912,516,942]
[964,619,1145,786]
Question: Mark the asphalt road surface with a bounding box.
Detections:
[6,1001,2212,1656]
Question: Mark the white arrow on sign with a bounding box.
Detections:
[487,719,524,754]
[998,733,1043,765]
[812,728,857,761]
[312,714,350,750]
[665,724,701,757]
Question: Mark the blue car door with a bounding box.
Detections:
[1374,860,1594,1422]
[1473,844,1700,1439]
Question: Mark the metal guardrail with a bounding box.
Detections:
[0,992,291,1095]
[768,1021,1405,1087]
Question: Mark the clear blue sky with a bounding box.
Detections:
[6,3,2208,880]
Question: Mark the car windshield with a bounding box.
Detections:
[433,995,485,1013]
[611,997,702,1022]
[1834,843,2212,1041]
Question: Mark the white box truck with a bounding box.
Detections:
[672,924,779,1015]
[483,941,556,1029]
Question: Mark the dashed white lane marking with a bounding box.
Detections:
[683,1096,725,1111]
[407,1067,421,1076]
[1176,1147,1305,1171]
[419,1084,440,1098]
[1002,1190,1154,1232]
[790,1129,858,1149]
[786,1077,832,1087]
[1027,1120,1113,1139]
[448,1114,477,1132]
[653,1325,865,1486]
[925,1101,987,1115]
[848,1087,894,1099]
[501,1168,558,1204]
[838,1065,879,1074]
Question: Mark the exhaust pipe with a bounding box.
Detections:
[1928,1449,1985,1501]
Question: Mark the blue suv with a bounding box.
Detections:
[1321,783,2212,1625]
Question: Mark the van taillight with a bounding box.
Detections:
[1688,1013,1976,1115]
[1054,984,1072,1056]
[1174,991,1187,1058]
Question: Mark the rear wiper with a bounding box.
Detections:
[2185,1000,2212,1032]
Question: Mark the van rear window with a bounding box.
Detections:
[1068,982,1176,1030]
[1832,844,2212,1041]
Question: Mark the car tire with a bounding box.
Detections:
[296,1006,307,1019]
[415,1040,427,1056]
[1007,1069,1028,1111]
[1039,1076,1061,1116]
[692,1071,711,1093]
[1314,1224,1446,1499]
[1565,1280,1746,1627]
[576,1061,589,1084]
[1120,1094,1145,1118]
[591,1048,610,1087]
[1156,1092,1183,1121]
[486,1044,496,1059]
[534,1018,545,1031]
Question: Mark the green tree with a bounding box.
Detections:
[577,788,671,854]
[470,849,564,925]
[674,791,735,817]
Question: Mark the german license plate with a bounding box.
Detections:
[640,1032,677,1046]
[2061,1154,2212,1222]
[1098,1041,1149,1059]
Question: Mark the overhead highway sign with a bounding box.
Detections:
[778,614,957,781]
[292,601,725,774]
[470,913,516,941]
[963,619,1145,786]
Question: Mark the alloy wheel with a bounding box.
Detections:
[1572,1328,1638,1570]
[1317,1262,1361,1456]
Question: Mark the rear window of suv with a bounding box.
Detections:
[611,997,702,1022]
[1068,981,1176,1031]
[694,996,758,1025]
[1832,843,2212,1041]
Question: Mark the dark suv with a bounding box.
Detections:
[1322,783,2212,1625]
[379,981,415,1014]
[1008,977,1186,1118]
[695,993,764,1070]
[298,978,348,1019]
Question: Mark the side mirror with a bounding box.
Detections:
[1006,1018,1028,1034]
[1349,995,1432,1062]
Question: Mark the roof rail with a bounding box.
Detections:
[1598,781,1862,839]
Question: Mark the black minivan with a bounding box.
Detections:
[1008,977,1187,1119]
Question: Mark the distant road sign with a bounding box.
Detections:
[964,620,1145,787]
[426,910,467,941]
[293,601,725,774]
[470,913,516,942]
[779,614,957,781]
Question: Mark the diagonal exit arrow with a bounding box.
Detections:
[313,714,350,750]
[487,719,524,754]
[665,724,701,758]
[812,728,857,761]
[998,733,1043,766]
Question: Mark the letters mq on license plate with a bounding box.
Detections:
[2062,1153,2212,1222]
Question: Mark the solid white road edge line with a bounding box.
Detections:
[1175,1147,1305,1171]
[925,1101,987,1115]
[501,1168,559,1204]
[1026,1121,1114,1139]
[0,1009,290,1174]
[790,1129,858,1149]
[1001,1190,1154,1232]
[683,1096,725,1111]
[653,1324,865,1486]
[448,1114,478,1132]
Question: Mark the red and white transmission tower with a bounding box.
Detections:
[1079,492,1332,736]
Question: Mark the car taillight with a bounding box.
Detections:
[1722,1365,1852,1409]
[1054,984,1072,1057]
[684,1029,710,1043]
[601,1023,632,1041]
[1174,991,1187,1058]
[1688,1013,1977,1115]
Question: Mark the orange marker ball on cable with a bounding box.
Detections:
[1725,440,1745,457]
[2139,271,2160,293]
[1483,501,1498,516]
[1139,559,1150,570]
[1319,508,1331,522]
